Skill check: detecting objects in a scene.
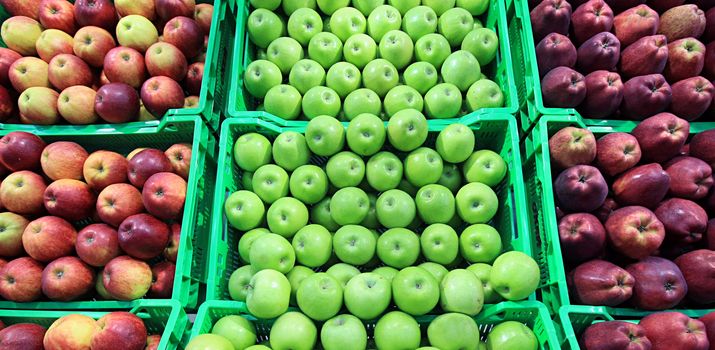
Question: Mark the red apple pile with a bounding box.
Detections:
[0,131,192,303]
[0,310,163,350]
[0,0,212,125]
[532,0,715,122]
[549,113,715,312]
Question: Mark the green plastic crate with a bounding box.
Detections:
[522,114,715,317]
[206,113,534,304]
[0,299,188,350]
[186,300,559,349]
[225,0,518,125]
[0,0,230,132]
[0,115,217,310]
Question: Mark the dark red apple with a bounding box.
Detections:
[640,312,709,350]
[570,259,634,306]
[0,131,46,171]
[140,76,184,118]
[163,16,203,58]
[558,213,606,263]
[76,224,121,267]
[594,197,619,223]
[626,257,688,310]
[44,179,95,221]
[118,214,170,260]
[0,323,46,350]
[95,83,140,124]
[631,113,690,164]
[90,312,148,350]
[655,198,708,243]
[127,148,173,188]
[580,321,651,350]
[156,0,195,20]
[690,129,715,169]
[142,172,186,220]
[665,156,713,200]
[674,249,715,304]
[148,261,175,298]
[184,62,203,95]
[612,164,670,208]
[554,165,608,213]
[74,0,116,31]
[699,312,715,349]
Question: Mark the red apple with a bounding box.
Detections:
[674,249,715,304]
[96,183,145,227]
[118,213,170,260]
[700,312,715,349]
[142,172,186,220]
[43,314,100,350]
[163,16,203,58]
[91,312,148,350]
[44,179,95,221]
[0,257,43,302]
[558,213,606,263]
[83,150,129,190]
[164,223,180,262]
[76,224,121,267]
[140,76,185,118]
[127,148,173,188]
[127,148,147,161]
[115,0,156,20]
[627,257,688,310]
[665,156,713,200]
[0,48,22,86]
[73,26,116,68]
[0,131,45,171]
[632,112,690,164]
[148,261,175,298]
[39,0,76,34]
[41,141,89,181]
[655,198,708,244]
[18,87,61,125]
[0,171,47,215]
[103,46,146,89]
[569,259,635,306]
[0,212,28,258]
[165,143,191,179]
[194,3,212,35]
[9,57,50,92]
[21,216,77,263]
[580,321,651,350]
[0,0,43,19]
[145,42,187,80]
[35,29,74,63]
[640,312,709,350]
[184,62,203,95]
[156,0,195,20]
[0,323,46,350]
[95,82,140,123]
[74,0,117,31]
[48,54,93,90]
[605,206,665,260]
[41,256,94,301]
[102,255,152,300]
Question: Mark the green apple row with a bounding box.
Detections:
[243,0,502,120]
[188,310,538,350]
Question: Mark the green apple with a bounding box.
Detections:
[378,30,414,69]
[440,269,484,316]
[234,132,272,172]
[246,269,291,319]
[290,165,329,205]
[267,197,310,238]
[252,164,289,204]
[418,262,449,283]
[242,172,254,191]
[302,86,342,119]
[490,251,539,301]
[427,313,480,350]
[439,163,463,193]
[273,131,311,171]
[404,147,444,187]
[283,0,318,15]
[388,0,420,15]
[383,85,423,117]
[308,32,344,69]
[288,8,324,45]
[414,33,451,69]
[422,0,454,15]
[441,50,480,92]
[368,5,402,41]
[436,123,475,163]
[362,59,399,98]
[462,28,498,65]
[376,189,416,228]
[458,0,489,14]
[264,84,303,120]
[420,223,459,264]
[387,108,428,151]
[346,113,386,156]
[326,263,361,286]
[292,224,332,267]
[460,223,502,263]
[250,0,281,10]
[486,321,538,350]
[424,83,463,119]
[225,190,265,231]
[403,62,439,95]
[366,151,403,191]
[250,233,296,273]
[117,15,158,53]
[244,60,283,99]
[416,184,456,224]
[330,7,367,41]
[343,89,383,120]
[353,0,385,15]
[297,272,343,320]
[402,6,438,41]
[438,8,474,46]
[374,311,421,349]
[306,115,346,157]
[333,224,376,265]
[372,266,399,281]
[267,37,305,74]
[467,263,502,303]
[398,178,419,196]
[466,79,504,111]
[360,193,380,229]
[392,266,439,315]
[376,228,420,268]
[212,315,257,350]
[463,150,507,187]
[318,0,350,15]
[327,61,363,98]
[238,228,270,263]
[327,152,366,188]
[456,182,498,224]
[287,265,315,305]
[344,272,391,319]
[270,312,317,350]
[186,334,234,350]
[311,197,340,231]
[321,314,368,350]
[289,59,326,95]
[474,19,484,29]
[228,265,253,301]
[343,34,377,69]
